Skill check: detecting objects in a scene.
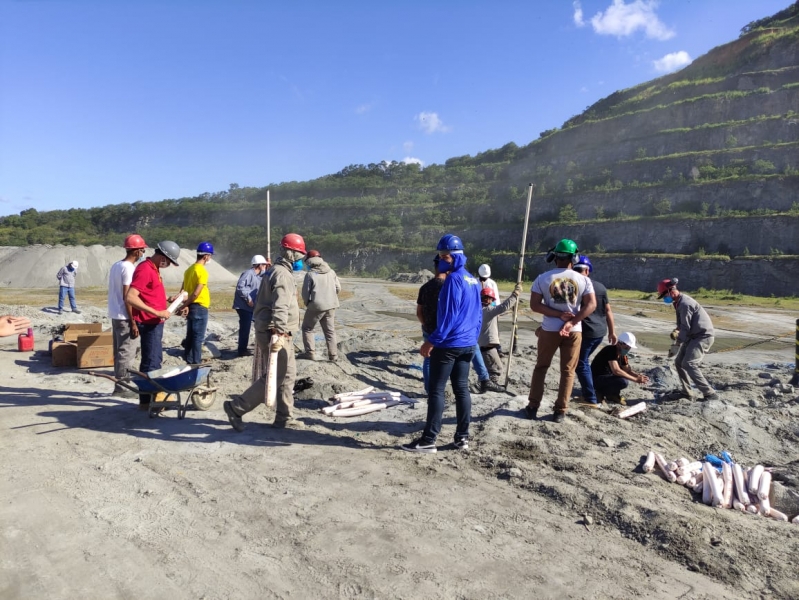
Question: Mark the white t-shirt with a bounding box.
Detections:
[531,267,595,332]
[108,260,135,320]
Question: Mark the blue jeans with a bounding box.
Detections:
[184,304,209,364]
[58,287,77,311]
[236,309,254,355]
[576,336,604,403]
[422,346,474,444]
[138,322,164,373]
[471,344,489,381]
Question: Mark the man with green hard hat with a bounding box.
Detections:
[524,238,597,423]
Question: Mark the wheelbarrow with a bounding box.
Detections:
[89,364,217,419]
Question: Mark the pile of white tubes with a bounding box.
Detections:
[643,451,798,525]
[322,386,416,417]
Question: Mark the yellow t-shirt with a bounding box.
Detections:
[182,263,210,308]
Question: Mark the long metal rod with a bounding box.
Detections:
[504,183,534,388]
[266,189,272,261]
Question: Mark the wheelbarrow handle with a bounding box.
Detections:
[87,371,140,394]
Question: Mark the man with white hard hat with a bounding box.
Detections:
[590,332,649,405]
[56,260,81,315]
[232,254,270,357]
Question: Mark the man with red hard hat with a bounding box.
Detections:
[225,233,306,431]
[107,234,148,398]
[657,277,717,401]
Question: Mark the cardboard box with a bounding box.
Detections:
[76,332,114,369]
[51,341,78,368]
[64,322,102,343]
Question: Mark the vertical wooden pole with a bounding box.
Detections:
[266,189,272,261]
[504,183,534,388]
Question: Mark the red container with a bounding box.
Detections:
[18,328,34,352]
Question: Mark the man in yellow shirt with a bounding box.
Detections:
[180,242,214,364]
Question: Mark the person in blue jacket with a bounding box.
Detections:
[232,254,270,356]
[401,234,482,454]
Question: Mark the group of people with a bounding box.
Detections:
[399,234,717,453]
[39,229,715,447]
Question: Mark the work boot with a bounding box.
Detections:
[480,379,504,394]
[523,405,538,420]
[112,385,138,400]
[553,412,566,423]
[272,418,306,430]
[73,309,81,314]
[224,400,245,432]
[296,351,315,361]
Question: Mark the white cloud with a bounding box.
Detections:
[403,141,414,153]
[355,103,372,114]
[402,157,424,166]
[580,86,588,93]
[590,0,674,40]
[415,111,451,134]
[573,1,585,27]
[653,50,692,73]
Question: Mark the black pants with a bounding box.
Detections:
[593,374,629,398]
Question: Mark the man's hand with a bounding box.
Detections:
[560,321,574,337]
[670,328,680,341]
[608,332,617,345]
[668,342,681,358]
[636,374,650,384]
[247,299,254,308]
[512,283,523,298]
[559,312,575,322]
[270,335,285,353]
[178,306,189,317]
[0,315,31,337]
[420,341,434,358]
[130,321,140,339]
[155,310,172,320]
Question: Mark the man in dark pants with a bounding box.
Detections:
[572,255,616,405]
[590,332,649,404]
[232,254,269,357]
[126,241,182,409]
[401,234,482,453]
[180,242,214,365]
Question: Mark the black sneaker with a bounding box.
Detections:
[237,349,253,357]
[453,438,469,451]
[553,412,566,423]
[72,309,81,314]
[480,379,504,393]
[400,438,437,453]
[224,400,245,432]
[701,393,719,402]
[524,406,538,420]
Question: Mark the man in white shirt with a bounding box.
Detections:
[108,234,148,398]
[525,239,596,423]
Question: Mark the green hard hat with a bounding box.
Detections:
[554,239,578,254]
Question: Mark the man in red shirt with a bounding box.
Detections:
[126,241,181,408]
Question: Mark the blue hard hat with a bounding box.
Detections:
[197,241,215,255]
[574,254,593,274]
[436,233,464,252]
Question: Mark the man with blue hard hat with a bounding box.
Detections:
[401,233,482,453]
[179,241,214,364]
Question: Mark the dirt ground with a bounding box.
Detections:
[2,277,798,599]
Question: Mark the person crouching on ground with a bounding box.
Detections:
[657,277,718,401]
[224,233,306,431]
[233,255,269,357]
[525,239,596,423]
[478,284,522,388]
[590,332,649,405]
[300,249,341,362]
[401,234,482,453]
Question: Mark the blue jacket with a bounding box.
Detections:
[232,267,264,312]
[428,253,482,348]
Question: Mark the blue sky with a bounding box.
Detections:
[0,0,789,215]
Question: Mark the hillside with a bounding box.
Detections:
[1,4,798,295]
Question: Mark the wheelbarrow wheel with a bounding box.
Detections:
[190,388,217,411]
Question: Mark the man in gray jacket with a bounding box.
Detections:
[657,277,717,401]
[478,284,521,387]
[300,249,341,362]
[56,260,80,314]
[224,234,306,431]
[232,254,269,357]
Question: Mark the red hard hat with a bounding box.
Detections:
[657,277,678,299]
[123,234,147,249]
[280,233,306,253]
[306,249,321,258]
[481,287,497,300]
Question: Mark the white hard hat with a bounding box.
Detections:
[251,254,267,265]
[478,264,491,278]
[617,332,637,349]
[70,261,79,269]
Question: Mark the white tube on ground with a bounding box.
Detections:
[748,465,764,495]
[721,462,733,509]
[758,471,772,501]
[656,454,677,482]
[643,451,656,473]
[732,463,751,505]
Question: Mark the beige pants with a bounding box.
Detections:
[232,329,296,422]
[481,347,504,380]
[301,307,338,358]
[527,330,582,414]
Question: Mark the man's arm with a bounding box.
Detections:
[122,284,139,338]
[609,359,648,383]
[126,288,171,320]
[416,304,425,325]
[184,283,205,305]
